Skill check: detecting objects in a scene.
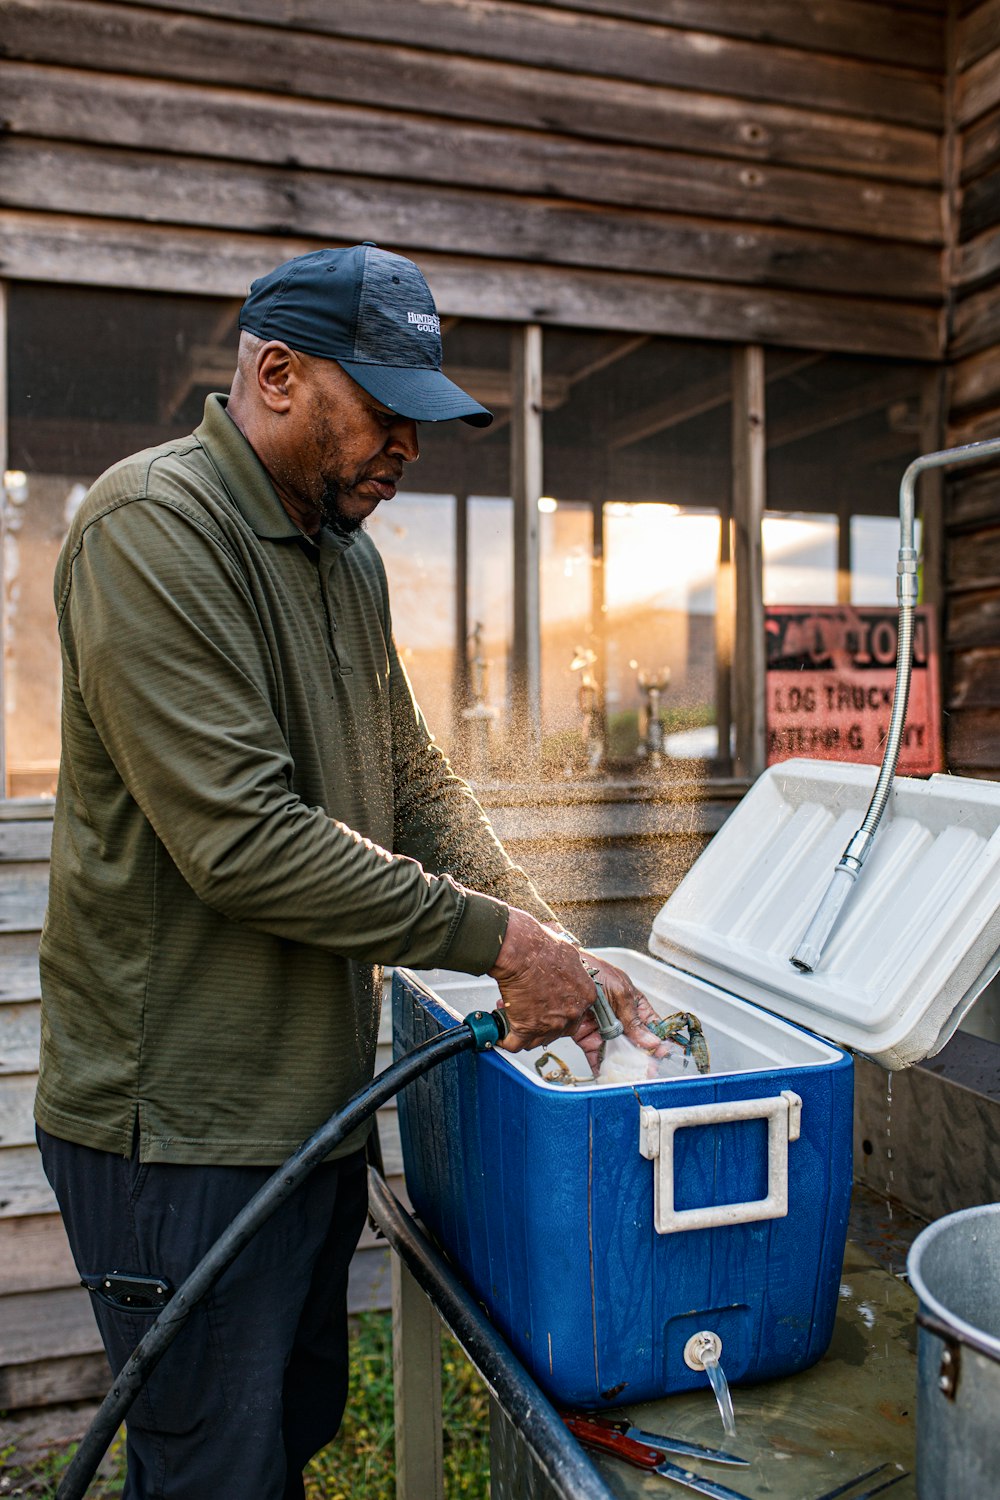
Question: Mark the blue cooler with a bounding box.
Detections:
[393,760,1000,1409]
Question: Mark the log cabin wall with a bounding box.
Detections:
[945,0,1000,775]
[0,0,946,354]
[0,0,955,1441]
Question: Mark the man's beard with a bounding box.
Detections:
[318,476,367,534]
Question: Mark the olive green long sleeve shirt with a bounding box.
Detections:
[36,394,554,1164]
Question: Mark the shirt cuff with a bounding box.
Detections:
[438,891,510,975]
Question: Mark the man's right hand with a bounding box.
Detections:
[488,908,596,1050]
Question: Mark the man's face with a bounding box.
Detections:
[294,358,420,533]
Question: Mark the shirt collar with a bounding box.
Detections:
[194,393,354,552]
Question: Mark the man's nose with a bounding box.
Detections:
[387,418,419,462]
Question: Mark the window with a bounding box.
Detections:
[539,329,732,771]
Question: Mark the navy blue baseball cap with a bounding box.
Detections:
[239,243,493,427]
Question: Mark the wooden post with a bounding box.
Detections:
[714,495,734,776]
[732,345,767,779]
[510,324,543,759]
[452,491,470,755]
[392,1254,444,1500]
[0,281,8,799]
[837,500,853,606]
[591,498,607,744]
[918,367,946,613]
[918,366,946,743]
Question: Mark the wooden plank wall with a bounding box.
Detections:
[945,0,1000,775]
[0,0,946,356]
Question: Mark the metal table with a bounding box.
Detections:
[368,1172,918,1500]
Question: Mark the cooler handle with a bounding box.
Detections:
[638,1091,802,1235]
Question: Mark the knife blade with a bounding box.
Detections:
[612,1419,748,1466]
[563,1416,753,1499]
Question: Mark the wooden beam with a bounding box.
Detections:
[565,335,650,388]
[956,38,1000,129]
[949,344,1000,415]
[0,139,944,304]
[540,0,945,72]
[961,103,1000,186]
[609,350,824,450]
[0,214,944,361]
[469,338,646,444]
[103,0,944,129]
[0,7,943,181]
[609,368,735,451]
[732,346,767,779]
[956,0,1000,74]
[767,368,924,449]
[510,326,543,757]
[0,66,945,245]
[160,305,239,420]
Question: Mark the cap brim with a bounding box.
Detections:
[338,360,493,428]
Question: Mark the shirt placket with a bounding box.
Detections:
[315,534,353,677]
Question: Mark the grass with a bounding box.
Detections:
[0,1431,125,1498]
[1,1315,489,1499]
[304,1313,490,1499]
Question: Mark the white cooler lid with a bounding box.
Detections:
[649,758,1000,1070]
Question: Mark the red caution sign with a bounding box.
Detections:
[765,605,943,776]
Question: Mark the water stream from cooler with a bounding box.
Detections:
[700,1352,737,1436]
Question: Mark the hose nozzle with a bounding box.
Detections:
[585,965,624,1041]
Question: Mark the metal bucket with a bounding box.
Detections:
[907,1203,1000,1498]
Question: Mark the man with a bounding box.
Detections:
[36,243,661,1499]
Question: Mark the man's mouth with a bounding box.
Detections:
[359,475,399,502]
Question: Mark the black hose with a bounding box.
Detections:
[57,1010,506,1500]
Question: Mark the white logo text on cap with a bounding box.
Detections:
[407,311,440,335]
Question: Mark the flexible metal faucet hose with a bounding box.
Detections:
[790,434,1000,973]
[56,1007,508,1500]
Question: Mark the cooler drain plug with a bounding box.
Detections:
[683,1330,723,1371]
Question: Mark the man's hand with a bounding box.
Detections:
[489,910,672,1069]
[568,953,674,1076]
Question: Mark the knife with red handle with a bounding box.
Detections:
[563,1415,753,1500]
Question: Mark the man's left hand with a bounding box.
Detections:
[569,951,675,1075]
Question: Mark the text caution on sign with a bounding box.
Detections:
[766,604,942,776]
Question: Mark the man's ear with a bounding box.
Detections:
[256,342,297,413]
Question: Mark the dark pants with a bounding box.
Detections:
[38,1125,369,1500]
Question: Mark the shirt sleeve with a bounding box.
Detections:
[58,495,508,974]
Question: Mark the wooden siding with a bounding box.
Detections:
[0,0,947,357]
[945,0,1000,775]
